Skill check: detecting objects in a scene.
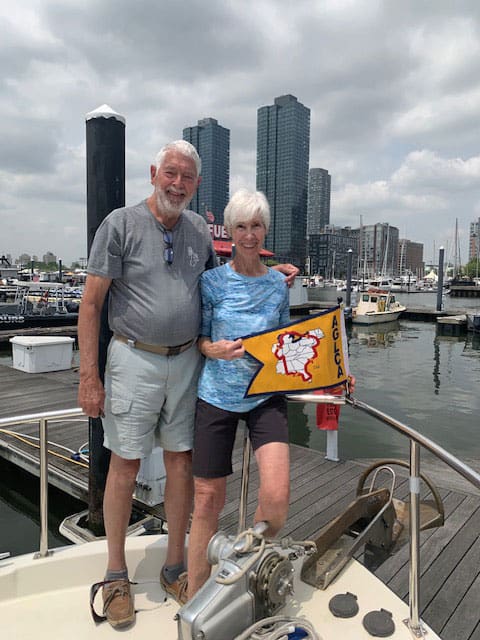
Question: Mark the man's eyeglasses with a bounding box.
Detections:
[163,230,174,265]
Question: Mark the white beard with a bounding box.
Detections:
[155,187,189,218]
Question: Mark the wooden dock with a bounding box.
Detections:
[0,362,479,639]
[0,324,78,343]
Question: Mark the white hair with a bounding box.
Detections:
[155,140,201,175]
[223,189,270,235]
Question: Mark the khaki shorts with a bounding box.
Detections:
[102,337,202,459]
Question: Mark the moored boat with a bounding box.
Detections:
[0,282,79,330]
[0,530,440,640]
[352,289,406,325]
[3,396,480,639]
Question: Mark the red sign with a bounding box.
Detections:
[208,224,230,240]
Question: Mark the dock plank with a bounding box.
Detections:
[424,534,480,638]
[389,494,480,600]
[374,490,466,584]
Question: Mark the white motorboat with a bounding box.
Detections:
[0,530,440,640]
[352,289,406,325]
[390,276,418,293]
[1,397,479,640]
[367,276,393,291]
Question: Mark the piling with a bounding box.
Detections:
[85,104,125,534]
[436,247,444,312]
[345,249,353,308]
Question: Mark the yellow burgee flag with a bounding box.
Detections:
[242,306,349,397]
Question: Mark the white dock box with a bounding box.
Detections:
[134,447,167,506]
[10,336,74,373]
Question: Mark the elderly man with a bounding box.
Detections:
[78,140,298,628]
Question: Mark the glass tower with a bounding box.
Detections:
[307,168,331,235]
[183,117,230,224]
[256,95,310,267]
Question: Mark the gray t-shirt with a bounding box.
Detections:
[87,200,215,345]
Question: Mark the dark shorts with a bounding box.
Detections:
[192,395,289,479]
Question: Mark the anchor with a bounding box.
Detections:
[301,460,444,589]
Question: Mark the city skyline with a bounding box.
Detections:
[1,2,480,266]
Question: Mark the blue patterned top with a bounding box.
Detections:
[198,262,290,412]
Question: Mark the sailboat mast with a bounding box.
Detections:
[358,214,363,279]
[454,218,458,278]
[381,223,389,277]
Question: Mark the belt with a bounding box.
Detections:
[114,334,196,356]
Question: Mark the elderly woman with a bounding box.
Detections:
[186,189,291,599]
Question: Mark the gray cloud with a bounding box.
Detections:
[1,0,480,265]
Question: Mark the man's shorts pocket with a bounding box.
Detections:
[110,397,132,415]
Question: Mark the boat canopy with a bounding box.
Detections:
[424,269,438,282]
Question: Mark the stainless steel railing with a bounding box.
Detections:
[346,395,480,636]
[0,408,84,559]
[288,393,480,638]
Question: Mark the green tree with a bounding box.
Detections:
[464,257,479,279]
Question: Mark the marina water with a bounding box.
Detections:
[1,291,479,556]
[290,291,480,463]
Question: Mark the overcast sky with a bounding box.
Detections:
[1,0,480,267]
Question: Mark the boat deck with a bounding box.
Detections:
[0,362,479,640]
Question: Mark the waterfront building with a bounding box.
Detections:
[0,255,18,282]
[256,94,310,267]
[183,117,230,224]
[308,226,358,278]
[17,253,32,265]
[360,223,399,277]
[307,168,331,235]
[398,239,424,278]
[43,251,57,265]
[469,217,480,262]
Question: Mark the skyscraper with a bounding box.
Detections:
[256,95,310,267]
[183,117,230,224]
[307,168,331,235]
[469,217,480,263]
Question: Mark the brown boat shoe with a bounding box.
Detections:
[160,570,188,605]
[102,579,135,628]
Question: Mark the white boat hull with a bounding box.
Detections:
[352,289,406,325]
[0,534,440,639]
[352,310,403,325]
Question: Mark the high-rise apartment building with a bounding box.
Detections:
[360,223,399,277]
[398,239,424,278]
[469,217,480,262]
[183,117,230,224]
[256,94,310,267]
[308,226,358,278]
[307,168,331,235]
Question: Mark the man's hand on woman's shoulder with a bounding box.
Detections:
[271,263,299,287]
